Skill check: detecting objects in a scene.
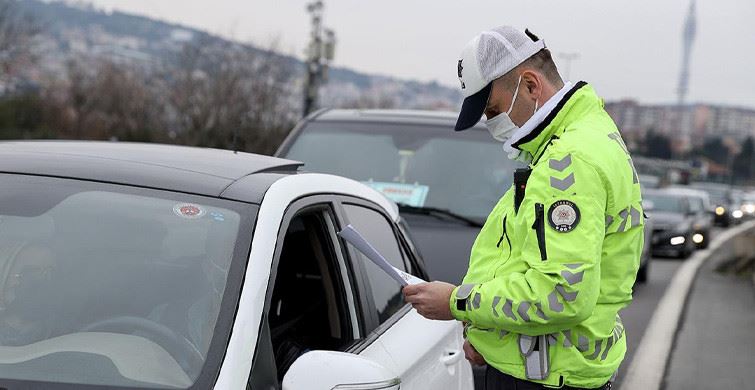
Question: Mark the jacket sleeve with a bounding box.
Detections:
[450,152,607,336]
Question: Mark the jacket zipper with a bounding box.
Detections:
[496,214,511,249]
[532,203,548,261]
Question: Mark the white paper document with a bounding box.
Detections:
[338,224,424,286]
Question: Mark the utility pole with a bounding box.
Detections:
[303,1,336,118]
[678,0,696,106]
[558,52,580,80]
[678,0,697,154]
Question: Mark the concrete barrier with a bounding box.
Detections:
[620,220,755,390]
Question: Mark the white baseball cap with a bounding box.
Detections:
[454,26,546,131]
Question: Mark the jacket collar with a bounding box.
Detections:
[508,81,596,160]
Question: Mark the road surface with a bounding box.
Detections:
[614,228,723,388]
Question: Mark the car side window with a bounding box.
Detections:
[266,207,356,383]
[694,198,705,213]
[341,203,407,325]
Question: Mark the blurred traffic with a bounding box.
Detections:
[0,1,753,389]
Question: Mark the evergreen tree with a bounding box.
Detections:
[732,136,754,182]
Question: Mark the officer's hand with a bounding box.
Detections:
[402,281,455,321]
[463,339,486,366]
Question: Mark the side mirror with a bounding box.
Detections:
[282,350,400,390]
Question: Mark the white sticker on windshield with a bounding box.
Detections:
[363,181,429,207]
[173,203,206,219]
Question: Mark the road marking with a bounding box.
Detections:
[621,220,755,390]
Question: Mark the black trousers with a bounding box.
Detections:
[484,366,612,390]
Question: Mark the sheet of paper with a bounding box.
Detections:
[338,224,425,287]
[392,265,424,286]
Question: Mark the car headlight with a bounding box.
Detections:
[670,236,686,246]
[732,210,743,219]
[715,206,726,216]
[743,204,755,214]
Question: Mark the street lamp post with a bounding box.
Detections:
[303,1,336,118]
[558,52,580,81]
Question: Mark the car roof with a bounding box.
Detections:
[665,186,710,198]
[311,108,486,129]
[0,141,303,202]
[643,188,679,196]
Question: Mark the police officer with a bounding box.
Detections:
[402,26,644,389]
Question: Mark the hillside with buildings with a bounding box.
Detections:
[5,0,461,111]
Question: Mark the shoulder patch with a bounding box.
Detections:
[548,200,580,232]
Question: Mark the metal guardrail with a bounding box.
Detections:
[621,220,755,390]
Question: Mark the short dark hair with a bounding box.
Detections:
[502,49,564,88]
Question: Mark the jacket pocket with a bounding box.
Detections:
[532,203,547,261]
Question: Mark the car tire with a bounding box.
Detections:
[636,259,649,283]
[678,241,693,259]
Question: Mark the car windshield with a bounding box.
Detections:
[0,174,254,389]
[645,193,685,213]
[283,121,522,220]
[690,184,730,206]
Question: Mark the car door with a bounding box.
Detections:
[248,196,367,389]
[336,198,472,390]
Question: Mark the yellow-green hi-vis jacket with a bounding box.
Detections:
[450,82,644,388]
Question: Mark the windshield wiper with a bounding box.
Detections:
[398,204,484,228]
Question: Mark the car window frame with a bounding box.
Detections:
[332,196,424,354]
[248,196,363,388]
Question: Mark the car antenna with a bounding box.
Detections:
[232,127,239,154]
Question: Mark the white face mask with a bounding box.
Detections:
[484,75,522,143]
[484,75,539,144]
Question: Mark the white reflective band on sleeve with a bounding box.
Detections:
[456,283,476,300]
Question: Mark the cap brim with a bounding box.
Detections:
[455,82,492,131]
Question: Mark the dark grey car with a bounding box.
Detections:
[643,189,700,258]
[276,109,521,285]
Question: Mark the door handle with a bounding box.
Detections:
[440,349,463,366]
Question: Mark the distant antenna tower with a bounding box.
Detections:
[302,1,336,118]
[677,0,696,106]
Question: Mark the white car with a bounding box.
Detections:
[0,141,472,390]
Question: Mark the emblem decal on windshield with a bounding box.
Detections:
[173,203,206,219]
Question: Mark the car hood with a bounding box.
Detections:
[401,214,480,285]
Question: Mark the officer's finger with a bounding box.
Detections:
[405,289,423,302]
[402,283,427,297]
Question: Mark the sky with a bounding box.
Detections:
[85,0,755,107]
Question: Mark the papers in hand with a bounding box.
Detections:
[338,224,424,286]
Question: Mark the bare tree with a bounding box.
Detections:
[0,0,39,77]
[52,58,165,141]
[168,37,296,154]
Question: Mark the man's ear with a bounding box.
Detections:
[521,70,542,97]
